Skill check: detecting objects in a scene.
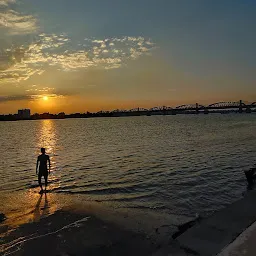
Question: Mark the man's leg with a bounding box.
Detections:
[44,173,48,191]
[38,173,43,192]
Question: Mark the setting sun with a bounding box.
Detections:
[43,96,49,101]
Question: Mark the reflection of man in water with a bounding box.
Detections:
[36,148,51,193]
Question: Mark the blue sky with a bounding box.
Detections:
[0,0,255,113]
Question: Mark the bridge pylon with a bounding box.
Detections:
[196,103,199,114]
[239,100,243,113]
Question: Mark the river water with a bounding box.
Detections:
[0,114,255,220]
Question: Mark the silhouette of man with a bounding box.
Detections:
[36,148,51,193]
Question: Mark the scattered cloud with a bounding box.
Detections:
[25,85,55,93]
[0,34,156,84]
[0,0,37,35]
[0,91,65,103]
[31,93,65,100]
[0,94,33,102]
[100,42,106,48]
[92,40,104,44]
[0,0,15,6]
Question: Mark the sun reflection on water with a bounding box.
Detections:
[36,120,62,191]
[38,120,56,154]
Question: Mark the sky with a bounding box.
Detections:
[0,0,255,114]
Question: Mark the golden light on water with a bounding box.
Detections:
[37,119,62,191]
[38,119,56,153]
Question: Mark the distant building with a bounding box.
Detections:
[18,109,31,119]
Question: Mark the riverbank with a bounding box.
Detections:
[2,187,256,255]
[0,190,189,256]
[1,209,156,256]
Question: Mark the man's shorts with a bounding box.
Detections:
[38,168,48,178]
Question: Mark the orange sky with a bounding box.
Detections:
[1,52,255,114]
[1,1,255,114]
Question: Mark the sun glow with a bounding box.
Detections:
[43,96,49,101]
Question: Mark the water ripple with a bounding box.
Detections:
[0,115,255,218]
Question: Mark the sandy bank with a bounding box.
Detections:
[0,191,187,256]
[1,210,156,256]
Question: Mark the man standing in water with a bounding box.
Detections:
[36,148,51,193]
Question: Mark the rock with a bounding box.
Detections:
[0,213,6,222]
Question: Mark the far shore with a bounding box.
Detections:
[1,108,255,122]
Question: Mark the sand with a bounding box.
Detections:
[1,210,155,256]
[0,191,187,256]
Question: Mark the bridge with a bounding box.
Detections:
[109,100,256,115]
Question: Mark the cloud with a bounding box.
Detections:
[31,93,65,100]
[0,0,15,6]
[0,34,156,84]
[0,94,33,102]
[0,90,66,103]
[25,85,55,93]
[0,1,37,35]
[92,40,104,44]
[0,60,42,83]
[0,93,65,103]
[100,42,106,48]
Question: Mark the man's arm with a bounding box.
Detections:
[48,156,51,174]
[36,157,39,175]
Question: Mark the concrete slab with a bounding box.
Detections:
[218,220,256,256]
[177,191,256,256]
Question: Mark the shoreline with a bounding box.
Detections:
[1,110,255,122]
[2,187,256,255]
[1,210,156,256]
[0,190,187,256]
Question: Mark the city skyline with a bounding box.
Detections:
[1,0,256,114]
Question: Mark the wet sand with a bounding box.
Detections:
[0,191,187,256]
[1,210,155,256]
